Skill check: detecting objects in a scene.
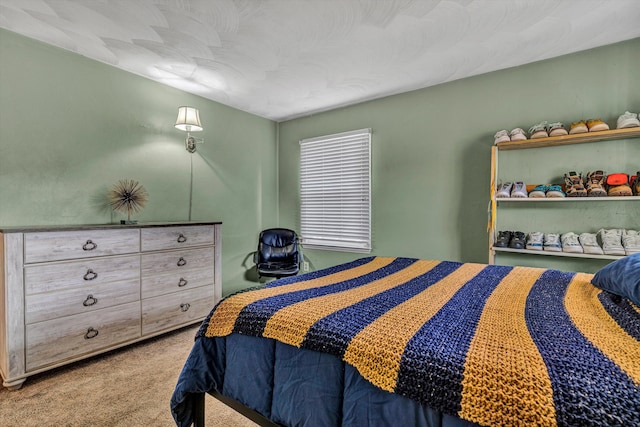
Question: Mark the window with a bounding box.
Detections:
[299,128,371,252]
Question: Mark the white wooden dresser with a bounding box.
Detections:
[0,222,222,389]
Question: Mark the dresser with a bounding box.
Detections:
[0,222,222,389]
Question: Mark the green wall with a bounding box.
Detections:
[2,28,638,290]
[0,29,278,295]
[278,38,640,273]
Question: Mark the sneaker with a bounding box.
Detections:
[510,181,528,198]
[606,173,632,196]
[496,182,513,198]
[509,231,526,250]
[494,130,510,144]
[528,184,548,198]
[586,118,609,132]
[631,173,640,195]
[526,232,544,250]
[622,230,640,255]
[585,170,608,197]
[546,184,566,198]
[569,120,588,134]
[564,171,587,197]
[597,229,625,256]
[543,233,562,252]
[509,128,527,141]
[561,232,583,253]
[578,232,604,255]
[529,122,548,139]
[494,231,512,248]
[616,111,640,129]
[547,122,568,137]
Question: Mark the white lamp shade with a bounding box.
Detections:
[175,106,203,132]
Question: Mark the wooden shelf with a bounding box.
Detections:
[495,196,640,202]
[489,124,638,266]
[495,127,640,150]
[492,247,624,260]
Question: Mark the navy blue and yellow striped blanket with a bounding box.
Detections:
[200,257,640,426]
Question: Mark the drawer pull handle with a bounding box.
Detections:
[82,239,97,251]
[180,303,191,312]
[177,233,187,243]
[83,294,98,307]
[178,278,188,287]
[84,327,99,340]
[177,257,187,267]
[83,269,98,281]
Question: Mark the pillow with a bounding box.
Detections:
[592,253,640,306]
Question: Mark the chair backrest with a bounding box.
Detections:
[257,228,299,264]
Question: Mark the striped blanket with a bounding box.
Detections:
[201,257,640,426]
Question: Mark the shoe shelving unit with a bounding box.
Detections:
[488,127,640,271]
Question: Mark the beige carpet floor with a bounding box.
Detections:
[0,325,258,427]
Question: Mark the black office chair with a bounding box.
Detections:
[254,228,302,279]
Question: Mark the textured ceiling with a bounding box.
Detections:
[1,0,639,121]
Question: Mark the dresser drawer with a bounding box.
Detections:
[25,302,141,371]
[141,225,214,252]
[24,255,140,295]
[24,229,140,263]
[141,247,214,277]
[141,267,214,299]
[142,286,213,336]
[25,278,140,324]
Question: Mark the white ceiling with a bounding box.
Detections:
[1,0,639,122]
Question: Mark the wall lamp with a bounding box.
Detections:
[175,106,204,153]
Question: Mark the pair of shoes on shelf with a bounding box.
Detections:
[495,230,525,249]
[569,119,609,134]
[528,121,569,139]
[616,111,640,129]
[494,128,527,144]
[526,232,561,251]
[598,229,640,255]
[584,170,607,197]
[606,173,635,196]
[564,171,587,197]
[528,184,565,198]
[496,181,528,198]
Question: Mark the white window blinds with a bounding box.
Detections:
[299,128,371,252]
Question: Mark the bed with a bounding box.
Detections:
[171,256,640,427]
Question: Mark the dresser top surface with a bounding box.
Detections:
[0,221,222,233]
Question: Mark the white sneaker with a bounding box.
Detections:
[597,229,625,256]
[561,232,583,253]
[494,130,510,144]
[543,233,562,252]
[496,182,513,198]
[547,122,568,136]
[526,232,544,250]
[529,122,549,139]
[616,111,640,129]
[509,128,527,141]
[622,229,640,255]
[510,181,528,198]
[578,232,604,255]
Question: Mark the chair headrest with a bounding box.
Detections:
[260,228,297,247]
